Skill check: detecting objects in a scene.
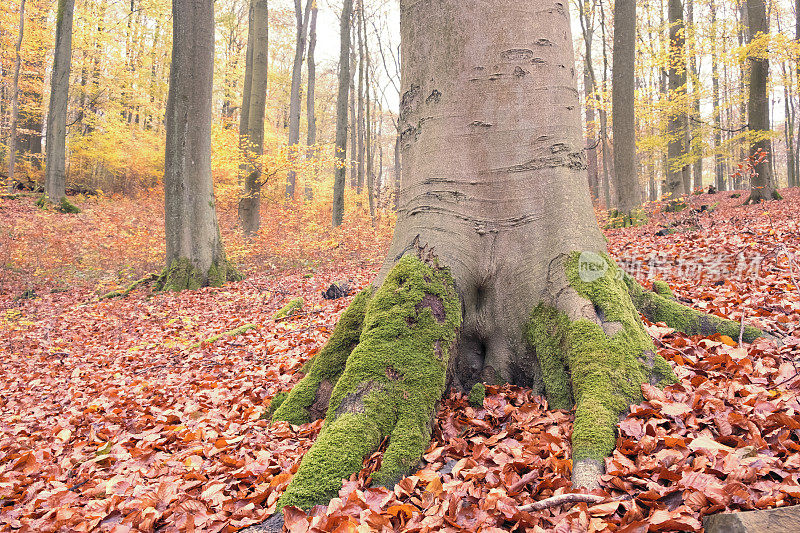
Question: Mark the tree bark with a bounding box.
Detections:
[44,0,75,204]
[598,0,612,209]
[331,0,354,226]
[238,0,269,234]
[579,0,599,201]
[710,0,726,191]
[687,0,702,190]
[7,0,26,189]
[162,0,240,290]
[611,0,640,216]
[666,0,688,196]
[363,9,375,223]
[304,3,318,202]
[356,0,366,195]
[266,0,769,514]
[286,0,313,200]
[744,0,776,203]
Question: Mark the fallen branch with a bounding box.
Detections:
[189,323,256,349]
[100,273,159,300]
[518,493,606,512]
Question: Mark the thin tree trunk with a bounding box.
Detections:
[363,6,375,223]
[687,0,702,190]
[349,20,358,189]
[304,3,318,201]
[332,0,354,226]
[356,0,366,195]
[45,0,75,204]
[612,0,640,216]
[579,0,599,201]
[710,0,725,191]
[744,0,776,202]
[666,0,688,196]
[238,0,269,234]
[7,0,26,189]
[286,0,313,200]
[163,0,238,289]
[599,0,612,209]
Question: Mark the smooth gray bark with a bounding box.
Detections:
[710,0,726,191]
[687,0,702,190]
[611,0,640,214]
[331,0,354,226]
[7,0,26,188]
[304,4,318,201]
[356,0,365,195]
[666,0,688,196]
[238,0,269,234]
[744,0,776,202]
[163,0,232,287]
[579,0,599,201]
[45,0,75,203]
[286,0,313,200]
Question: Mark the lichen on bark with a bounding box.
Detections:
[276,255,461,510]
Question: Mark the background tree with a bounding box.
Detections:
[331,0,354,227]
[744,0,776,203]
[6,0,25,188]
[304,1,318,201]
[44,0,75,205]
[285,0,313,200]
[611,0,640,218]
[270,0,764,511]
[665,0,688,196]
[161,0,240,290]
[237,0,269,234]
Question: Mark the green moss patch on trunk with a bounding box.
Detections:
[624,274,763,342]
[272,288,374,425]
[527,253,676,465]
[157,257,241,292]
[276,255,461,510]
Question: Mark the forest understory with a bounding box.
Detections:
[2,189,800,532]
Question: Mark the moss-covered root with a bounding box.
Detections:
[624,274,763,342]
[274,297,304,320]
[527,252,677,489]
[271,288,374,425]
[189,323,256,349]
[100,273,159,300]
[652,280,675,300]
[157,257,241,292]
[262,391,288,419]
[468,382,485,408]
[277,255,461,510]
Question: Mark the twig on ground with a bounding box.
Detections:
[518,493,606,512]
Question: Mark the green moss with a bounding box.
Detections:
[189,323,255,349]
[652,280,674,299]
[526,253,676,463]
[468,382,485,408]
[605,208,647,229]
[277,255,461,510]
[664,199,688,213]
[773,190,784,200]
[34,195,47,208]
[262,391,288,420]
[272,289,374,425]
[158,258,203,292]
[624,274,763,342]
[100,273,158,300]
[58,197,81,214]
[274,297,304,320]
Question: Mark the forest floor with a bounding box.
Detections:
[1,189,800,532]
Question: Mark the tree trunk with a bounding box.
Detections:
[687,0,702,190]
[356,0,366,195]
[710,0,726,191]
[267,0,763,514]
[349,21,358,189]
[611,0,640,216]
[579,0,599,201]
[7,0,26,189]
[238,0,269,234]
[304,4,318,202]
[331,0,354,226]
[162,0,240,290]
[45,0,75,204]
[286,0,313,200]
[598,0,612,209]
[744,0,776,203]
[666,0,688,196]
[363,10,375,224]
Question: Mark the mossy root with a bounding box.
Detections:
[624,274,763,342]
[100,273,159,300]
[274,297,304,320]
[276,255,461,510]
[527,252,677,488]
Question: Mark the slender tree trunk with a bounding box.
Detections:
[304,3,318,201]
[332,0,354,226]
[612,0,640,216]
[666,0,688,196]
[687,0,702,190]
[162,0,239,289]
[45,0,75,204]
[598,0,612,208]
[7,0,26,189]
[744,0,776,203]
[356,0,366,195]
[579,0,599,201]
[709,0,725,191]
[238,0,269,234]
[286,0,313,200]
[363,10,375,223]
[349,20,358,189]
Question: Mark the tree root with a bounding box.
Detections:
[275,255,461,510]
[623,274,764,342]
[99,273,159,300]
[188,323,256,349]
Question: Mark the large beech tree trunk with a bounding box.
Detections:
[238,0,269,234]
[270,0,766,512]
[161,0,240,291]
[744,0,776,203]
[44,0,75,204]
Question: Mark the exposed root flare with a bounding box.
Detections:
[156,257,243,292]
[623,274,764,342]
[276,254,461,510]
[527,252,677,488]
